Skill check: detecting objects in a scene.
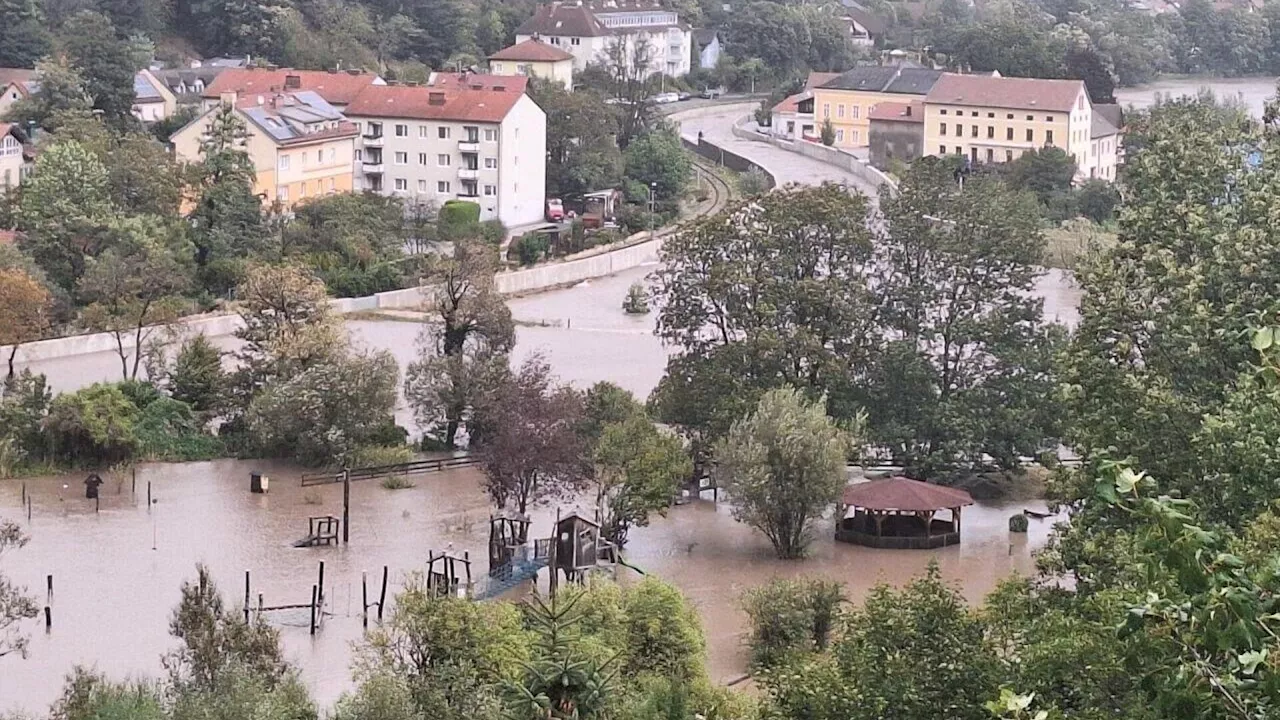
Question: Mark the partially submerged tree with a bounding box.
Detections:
[475,357,587,516]
[714,388,852,559]
[592,413,691,547]
[0,520,38,659]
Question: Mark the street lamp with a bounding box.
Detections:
[648,182,657,240]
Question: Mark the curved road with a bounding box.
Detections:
[672,102,883,198]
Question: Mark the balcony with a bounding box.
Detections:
[362,162,384,174]
[363,134,384,147]
[458,167,480,180]
[458,140,480,153]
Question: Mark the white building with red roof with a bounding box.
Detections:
[488,38,576,90]
[343,78,546,226]
[514,1,692,78]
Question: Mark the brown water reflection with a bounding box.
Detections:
[0,458,1053,714]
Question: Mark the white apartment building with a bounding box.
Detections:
[343,81,547,227]
[514,1,692,78]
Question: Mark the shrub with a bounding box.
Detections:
[479,219,507,246]
[742,579,845,668]
[1009,513,1030,533]
[135,396,225,461]
[169,334,225,413]
[350,444,414,469]
[44,384,141,463]
[380,474,416,490]
[438,200,482,241]
[820,118,835,146]
[739,167,770,196]
[513,233,549,266]
[0,370,52,464]
[116,379,164,410]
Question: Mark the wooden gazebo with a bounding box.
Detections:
[836,477,974,549]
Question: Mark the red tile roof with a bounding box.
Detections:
[773,91,809,114]
[926,73,1085,113]
[202,68,382,105]
[842,477,974,511]
[427,73,528,93]
[344,84,525,123]
[0,68,34,90]
[868,100,923,122]
[489,39,575,62]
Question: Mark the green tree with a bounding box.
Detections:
[78,216,194,380]
[819,118,835,146]
[623,129,692,203]
[169,335,226,414]
[0,267,50,379]
[0,0,50,68]
[503,592,618,720]
[872,161,1059,477]
[44,382,141,462]
[189,104,267,295]
[282,192,407,297]
[15,140,112,292]
[1005,146,1076,209]
[49,668,164,720]
[405,240,514,448]
[529,79,624,199]
[651,184,876,450]
[1073,178,1120,223]
[580,381,644,448]
[713,388,851,559]
[105,133,186,217]
[61,11,141,127]
[1,55,91,131]
[742,578,844,669]
[232,262,342,391]
[592,413,691,547]
[351,581,528,720]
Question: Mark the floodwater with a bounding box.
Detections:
[1115,76,1277,118]
[2,263,1081,714]
[0,459,1055,714]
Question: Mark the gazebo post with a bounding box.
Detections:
[954,506,961,534]
[873,510,883,537]
[923,510,934,538]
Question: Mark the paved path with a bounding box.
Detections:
[673,104,882,199]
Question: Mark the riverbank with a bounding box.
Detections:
[1115,75,1277,117]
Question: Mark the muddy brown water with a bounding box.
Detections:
[2,264,1079,714]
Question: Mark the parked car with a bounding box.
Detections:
[700,87,724,99]
[545,198,564,222]
[677,92,692,101]
[654,92,680,104]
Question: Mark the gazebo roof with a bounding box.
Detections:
[841,477,974,512]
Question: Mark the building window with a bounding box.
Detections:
[328,178,335,193]
[1007,113,1014,119]
[1078,95,1085,110]
[822,104,830,118]
[1045,116,1053,122]
[484,184,496,196]
[327,148,335,162]
[1026,115,1034,121]
[438,127,451,139]
[987,112,995,118]
[1006,150,1013,162]
[437,181,450,193]
[851,106,860,119]
[419,125,429,138]
[395,152,408,164]
[395,124,408,136]
[1046,129,1054,145]
[940,123,947,136]
[484,128,497,142]
[986,148,993,162]
[837,104,845,118]
[484,157,498,169]
[301,152,308,167]
[1026,128,1033,142]
[1091,142,1097,157]
[940,145,946,154]
[418,180,428,192]
[279,154,290,170]
[395,178,407,191]
[277,186,288,202]
[571,37,580,45]
[419,153,428,165]
[940,109,947,115]
[438,154,450,166]
[955,147,962,155]
[987,126,994,139]
[852,130,859,143]
[299,182,307,198]
[971,125,978,138]
[836,129,844,143]
[355,149,362,161]
[1006,127,1014,140]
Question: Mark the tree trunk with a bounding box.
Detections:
[7,344,17,380]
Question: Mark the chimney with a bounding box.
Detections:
[256,95,264,105]
[493,85,505,92]
[284,74,302,89]
[428,91,446,106]
[347,69,361,75]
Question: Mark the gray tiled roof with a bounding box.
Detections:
[134,72,163,100]
[818,66,943,96]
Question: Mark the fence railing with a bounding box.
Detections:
[300,455,478,487]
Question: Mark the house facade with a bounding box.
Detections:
[132,69,178,122]
[171,91,358,208]
[488,38,575,89]
[343,80,547,227]
[921,74,1105,180]
[0,68,35,118]
[0,124,30,192]
[812,66,944,149]
[867,101,924,169]
[514,1,692,78]
[770,92,816,140]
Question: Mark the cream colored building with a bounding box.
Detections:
[489,38,575,89]
[811,66,944,149]
[514,1,692,78]
[922,74,1107,181]
[343,79,547,226]
[171,91,358,208]
[0,68,35,119]
[1,123,28,192]
[131,69,178,123]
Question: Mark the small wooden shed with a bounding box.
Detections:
[836,477,974,549]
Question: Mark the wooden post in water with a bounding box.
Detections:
[44,606,51,629]
[147,482,151,509]
[309,585,318,635]
[257,592,264,618]
[131,468,136,496]
[27,496,31,521]
[361,571,369,629]
[342,470,350,544]
[46,574,52,601]
[377,566,388,621]
[243,571,251,624]
[21,482,25,505]
[317,561,326,606]
[95,494,99,513]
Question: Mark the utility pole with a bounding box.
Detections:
[342,469,351,544]
[649,182,657,240]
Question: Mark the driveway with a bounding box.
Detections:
[672,104,883,200]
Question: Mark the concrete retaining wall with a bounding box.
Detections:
[731,119,898,195]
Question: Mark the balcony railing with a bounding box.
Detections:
[458,168,479,180]
[362,162,384,174]
[458,140,480,153]
[363,134,384,147]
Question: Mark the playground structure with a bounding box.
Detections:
[293,515,340,547]
[245,562,329,634]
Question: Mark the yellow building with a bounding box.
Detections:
[810,66,943,149]
[171,90,358,208]
[921,74,1098,179]
[488,38,575,90]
